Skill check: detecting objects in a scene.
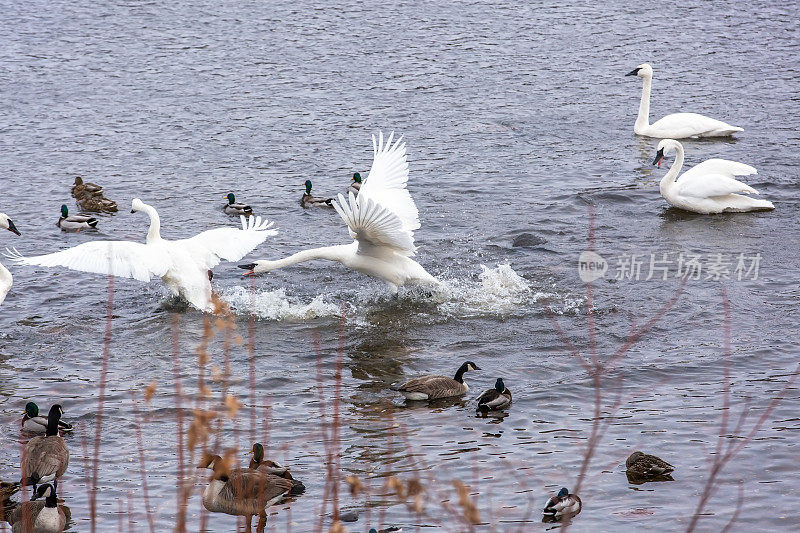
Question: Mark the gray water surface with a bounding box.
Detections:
[1,1,799,531]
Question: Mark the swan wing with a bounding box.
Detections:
[333,192,416,255]
[358,130,420,232]
[677,172,759,199]
[178,216,278,269]
[5,241,167,282]
[681,158,757,180]
[651,113,740,138]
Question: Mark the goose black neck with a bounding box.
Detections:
[45,494,58,508]
[454,366,467,383]
[46,408,61,436]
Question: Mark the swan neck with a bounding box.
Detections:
[258,245,349,271]
[0,262,10,285]
[144,205,162,242]
[660,144,684,193]
[636,75,652,130]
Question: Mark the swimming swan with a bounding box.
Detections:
[653,139,774,214]
[240,131,438,293]
[0,213,20,306]
[7,199,277,312]
[627,63,743,138]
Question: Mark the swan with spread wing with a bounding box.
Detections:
[7,199,277,312]
[240,131,438,293]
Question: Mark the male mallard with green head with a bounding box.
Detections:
[57,205,98,232]
[223,193,253,216]
[301,180,333,208]
[542,487,581,521]
[21,402,74,434]
[476,378,512,411]
[348,172,362,197]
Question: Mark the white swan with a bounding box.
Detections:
[7,199,278,311]
[627,63,743,138]
[0,213,21,306]
[653,139,774,214]
[239,131,438,293]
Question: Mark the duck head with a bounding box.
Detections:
[61,204,69,218]
[74,177,84,185]
[557,487,569,497]
[626,63,652,78]
[250,442,264,464]
[304,180,313,194]
[0,213,20,236]
[23,401,39,418]
[225,193,236,204]
[352,172,362,183]
[494,378,505,392]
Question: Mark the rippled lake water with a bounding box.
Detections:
[1,1,799,531]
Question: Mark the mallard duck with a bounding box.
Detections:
[476,378,512,411]
[392,361,480,401]
[7,484,68,533]
[223,193,253,216]
[542,487,581,521]
[21,402,73,434]
[198,453,297,533]
[248,443,305,494]
[1,478,21,501]
[625,451,674,482]
[348,172,362,197]
[300,180,333,208]
[0,213,20,307]
[57,205,97,232]
[20,405,69,492]
[71,177,103,198]
[75,190,118,213]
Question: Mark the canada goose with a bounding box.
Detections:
[348,172,362,197]
[248,444,305,494]
[21,403,73,434]
[223,193,253,216]
[392,361,480,401]
[7,484,68,533]
[198,453,297,533]
[625,451,674,482]
[21,405,69,492]
[300,180,333,208]
[542,487,581,521]
[57,205,97,232]
[476,378,512,411]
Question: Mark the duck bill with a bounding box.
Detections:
[6,220,20,236]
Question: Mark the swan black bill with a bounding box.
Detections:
[626,68,641,76]
[653,148,665,167]
[238,263,257,276]
[6,219,20,235]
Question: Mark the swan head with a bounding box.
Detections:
[352,172,362,183]
[225,193,236,204]
[0,213,20,236]
[626,63,652,78]
[130,198,147,214]
[304,180,313,194]
[653,139,681,168]
[238,260,270,276]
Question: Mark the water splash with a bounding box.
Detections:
[223,286,342,321]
